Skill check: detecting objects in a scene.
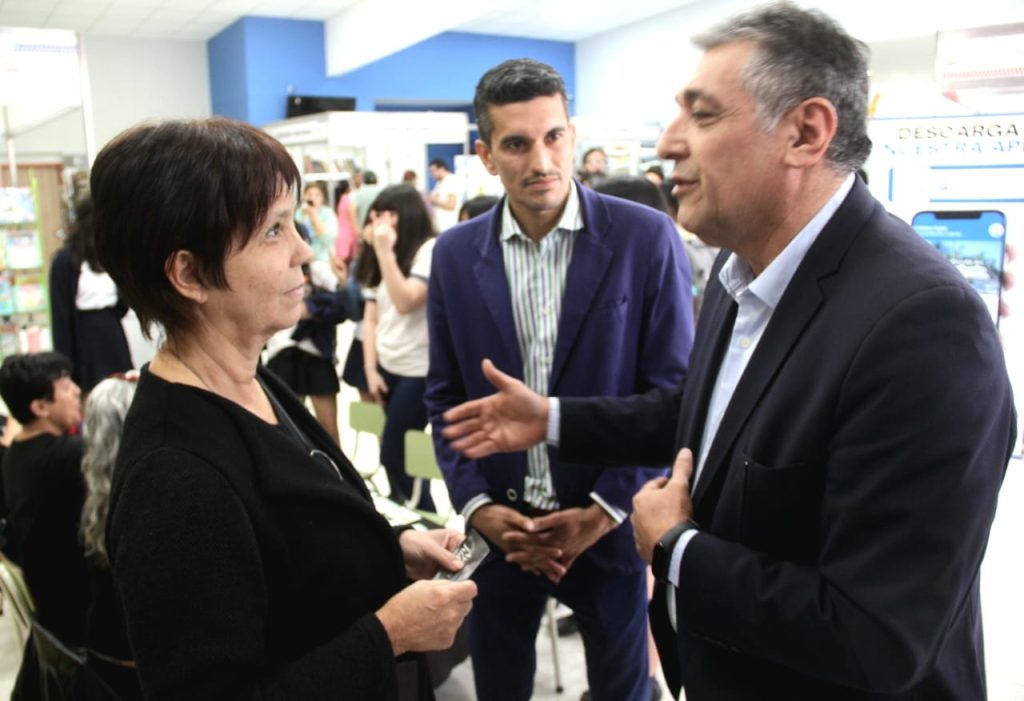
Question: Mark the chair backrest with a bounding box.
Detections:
[404,430,443,481]
[31,619,86,700]
[349,401,385,438]
[0,554,35,646]
[31,620,124,701]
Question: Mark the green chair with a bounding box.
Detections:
[403,429,450,523]
[348,400,386,487]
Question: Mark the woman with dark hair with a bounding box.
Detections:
[89,118,475,700]
[356,185,437,512]
[593,175,670,213]
[48,196,133,394]
[457,195,499,223]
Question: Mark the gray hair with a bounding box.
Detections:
[694,2,872,172]
[79,377,137,565]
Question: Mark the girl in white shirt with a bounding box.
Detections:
[356,185,437,511]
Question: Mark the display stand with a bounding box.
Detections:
[572,116,665,176]
[263,111,469,198]
[0,184,49,360]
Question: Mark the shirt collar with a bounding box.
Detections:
[719,173,856,308]
[500,180,584,242]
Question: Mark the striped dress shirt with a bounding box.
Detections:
[501,183,582,510]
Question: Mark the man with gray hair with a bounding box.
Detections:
[439,4,1016,699]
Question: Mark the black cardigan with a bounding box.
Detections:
[107,366,427,700]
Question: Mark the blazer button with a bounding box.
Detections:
[506,488,518,502]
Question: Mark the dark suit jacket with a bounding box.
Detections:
[560,179,1017,699]
[426,184,694,572]
[108,367,427,700]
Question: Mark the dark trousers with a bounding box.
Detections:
[377,367,434,512]
[468,551,650,701]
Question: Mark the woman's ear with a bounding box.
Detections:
[164,250,208,304]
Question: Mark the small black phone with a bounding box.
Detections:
[911,210,1007,326]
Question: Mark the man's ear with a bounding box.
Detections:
[28,397,48,421]
[474,139,498,176]
[164,250,208,304]
[782,97,837,168]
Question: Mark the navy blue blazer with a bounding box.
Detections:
[426,184,694,573]
[560,179,1017,699]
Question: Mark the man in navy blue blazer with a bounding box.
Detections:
[425,59,694,700]
[439,6,1016,701]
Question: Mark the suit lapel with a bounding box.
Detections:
[691,276,823,505]
[550,187,613,391]
[689,179,875,507]
[675,279,737,461]
[472,206,524,374]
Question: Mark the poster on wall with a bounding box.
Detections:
[866,114,1022,452]
[866,114,1022,223]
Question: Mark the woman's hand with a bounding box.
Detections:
[399,528,464,580]
[329,255,348,285]
[365,367,389,403]
[375,579,477,656]
[370,212,398,257]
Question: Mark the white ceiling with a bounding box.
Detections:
[0,0,705,43]
[1,0,1021,45]
[0,0,360,41]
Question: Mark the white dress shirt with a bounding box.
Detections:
[664,174,855,628]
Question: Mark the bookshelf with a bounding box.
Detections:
[0,183,50,359]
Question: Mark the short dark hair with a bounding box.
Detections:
[594,175,670,215]
[90,118,300,339]
[428,159,449,171]
[363,170,378,185]
[0,352,73,424]
[694,2,872,172]
[474,58,568,145]
[459,195,499,222]
[356,185,435,288]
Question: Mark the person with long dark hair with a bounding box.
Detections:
[49,197,133,394]
[356,184,438,512]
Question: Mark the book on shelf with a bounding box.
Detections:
[4,229,43,269]
[0,188,37,225]
[0,271,12,315]
[12,274,46,313]
[0,323,20,358]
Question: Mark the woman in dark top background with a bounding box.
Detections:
[90,117,475,700]
[49,197,133,394]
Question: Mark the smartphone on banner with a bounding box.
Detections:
[911,210,1007,326]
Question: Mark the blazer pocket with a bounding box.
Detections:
[586,294,629,316]
[740,454,820,562]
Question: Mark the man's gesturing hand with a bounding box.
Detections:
[442,359,549,459]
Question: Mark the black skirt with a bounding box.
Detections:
[266,347,340,397]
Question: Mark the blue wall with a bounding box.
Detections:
[208,18,576,126]
[207,19,251,122]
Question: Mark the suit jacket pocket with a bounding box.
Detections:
[740,454,820,563]
[586,294,629,316]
